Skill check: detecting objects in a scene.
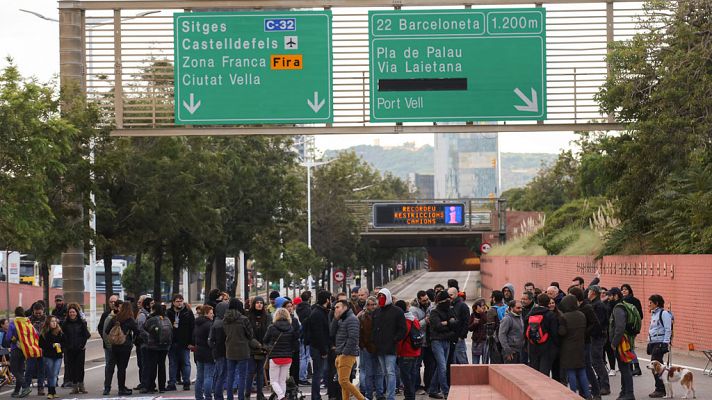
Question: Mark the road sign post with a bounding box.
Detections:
[369,9,546,122]
[174,11,332,124]
[333,269,345,284]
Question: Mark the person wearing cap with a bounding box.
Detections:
[51,295,67,324]
[588,285,611,396]
[607,287,635,400]
[267,291,280,315]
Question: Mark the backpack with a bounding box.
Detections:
[526,314,549,345]
[617,301,641,336]
[492,305,508,321]
[108,321,127,346]
[155,316,173,346]
[408,320,424,349]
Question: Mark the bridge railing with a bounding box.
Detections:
[346,198,506,233]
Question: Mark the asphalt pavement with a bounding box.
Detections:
[1,269,710,399]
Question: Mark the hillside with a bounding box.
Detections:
[324,144,556,191]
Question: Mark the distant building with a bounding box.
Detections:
[434,132,499,199]
[408,173,434,199]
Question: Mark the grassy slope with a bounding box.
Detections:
[489,228,603,256]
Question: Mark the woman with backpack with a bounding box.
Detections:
[246,297,272,400]
[526,294,559,377]
[105,301,141,396]
[142,303,172,394]
[620,284,643,376]
[39,316,64,399]
[194,305,216,400]
[61,303,91,395]
[263,308,298,400]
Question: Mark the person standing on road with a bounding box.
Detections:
[247,297,272,400]
[558,294,591,399]
[141,303,172,394]
[62,303,91,395]
[98,294,120,393]
[569,286,601,399]
[105,301,141,396]
[295,291,312,386]
[588,286,611,396]
[468,298,488,365]
[27,302,47,396]
[333,299,364,400]
[166,294,196,391]
[447,288,470,365]
[8,306,41,398]
[498,300,524,364]
[194,305,216,400]
[409,291,430,394]
[264,308,298,400]
[527,293,559,377]
[358,296,383,400]
[136,296,154,391]
[209,301,230,400]
[620,284,643,376]
[50,295,67,324]
[646,294,673,399]
[224,298,253,400]
[372,288,406,400]
[427,290,456,399]
[608,288,637,400]
[39,316,64,399]
[305,290,331,400]
[395,300,421,400]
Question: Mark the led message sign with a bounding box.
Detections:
[373,203,465,228]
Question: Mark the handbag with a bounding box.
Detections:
[263,332,284,385]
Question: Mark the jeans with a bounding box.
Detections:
[397,357,417,400]
[144,348,168,391]
[169,344,192,386]
[359,349,383,400]
[591,337,610,391]
[299,341,310,382]
[566,368,591,398]
[336,355,363,400]
[617,356,634,399]
[269,360,291,399]
[428,340,449,396]
[310,347,327,400]
[24,357,44,389]
[214,358,227,400]
[226,359,249,400]
[377,354,397,400]
[196,362,216,400]
[104,347,116,390]
[247,358,266,397]
[453,339,468,364]
[43,358,62,389]
[584,342,600,396]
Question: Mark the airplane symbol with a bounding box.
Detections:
[284,36,298,50]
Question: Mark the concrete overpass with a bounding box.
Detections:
[349,199,506,271]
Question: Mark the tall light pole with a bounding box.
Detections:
[301,159,334,248]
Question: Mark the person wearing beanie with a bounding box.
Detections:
[274,297,288,310]
[428,290,456,399]
[267,291,280,315]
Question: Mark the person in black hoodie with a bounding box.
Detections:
[246,297,272,400]
[588,285,611,396]
[372,288,406,400]
[209,301,229,400]
[105,301,141,396]
[569,286,602,399]
[61,303,91,395]
[427,290,456,399]
[295,291,312,385]
[264,308,299,400]
[194,305,215,400]
[305,290,331,400]
[141,303,172,394]
[526,293,560,377]
[39,316,64,399]
[166,294,195,391]
[620,283,643,376]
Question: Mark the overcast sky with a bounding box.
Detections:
[0,1,576,153]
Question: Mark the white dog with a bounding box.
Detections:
[646,360,696,399]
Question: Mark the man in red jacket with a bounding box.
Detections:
[395,300,421,400]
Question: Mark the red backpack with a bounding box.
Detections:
[526,314,549,345]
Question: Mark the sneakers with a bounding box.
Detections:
[103,388,111,396]
[608,370,617,376]
[416,389,427,396]
[18,388,32,398]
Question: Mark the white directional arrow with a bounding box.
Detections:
[513,88,538,113]
[307,91,325,113]
[182,93,201,114]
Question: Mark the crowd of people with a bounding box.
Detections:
[0,273,674,400]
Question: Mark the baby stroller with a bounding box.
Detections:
[268,377,305,400]
[0,348,15,389]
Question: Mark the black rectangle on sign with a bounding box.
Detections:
[378,78,467,92]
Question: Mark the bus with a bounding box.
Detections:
[19,260,38,285]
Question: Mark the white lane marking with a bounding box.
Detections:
[393,271,429,298]
[637,356,708,373]
[462,271,471,293]
[0,355,136,396]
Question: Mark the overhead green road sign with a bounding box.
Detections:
[174,11,332,125]
[369,9,546,122]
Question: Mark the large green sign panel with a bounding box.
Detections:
[174,11,332,124]
[369,9,546,122]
